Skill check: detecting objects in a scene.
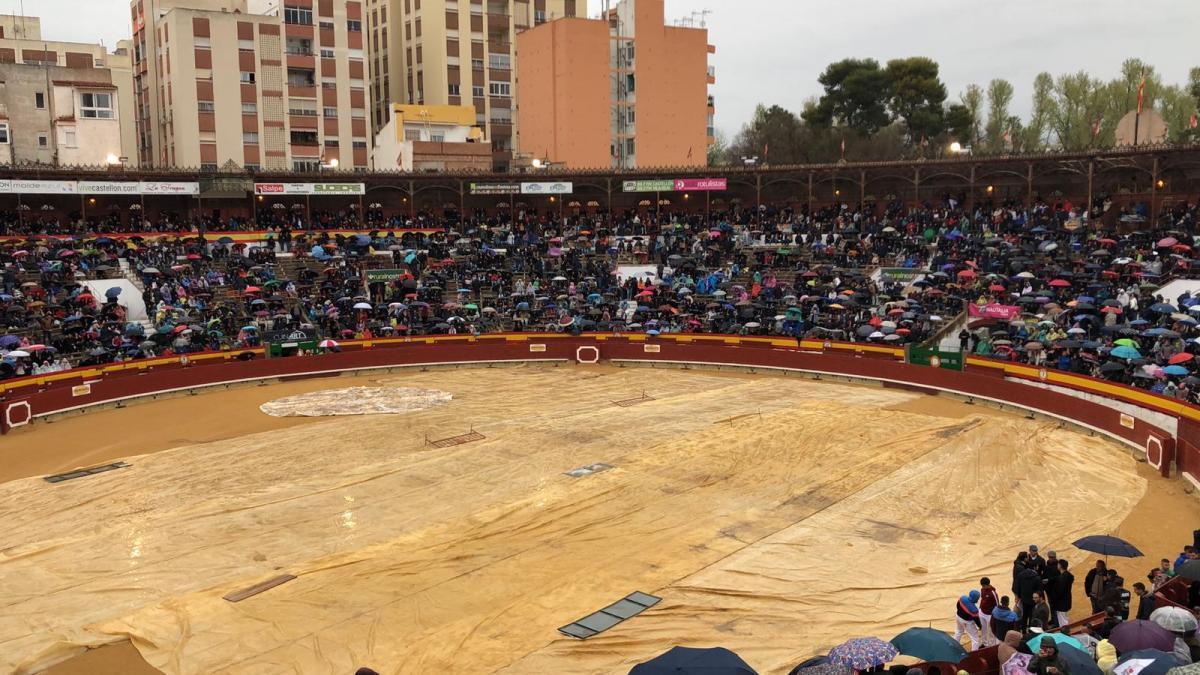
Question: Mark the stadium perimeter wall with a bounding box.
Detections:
[0,333,1193,485]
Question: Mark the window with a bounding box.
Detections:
[471,58,483,71]
[63,130,77,147]
[200,163,218,172]
[431,133,444,142]
[81,92,115,119]
[320,48,335,58]
[319,20,335,30]
[488,81,510,97]
[198,100,215,112]
[238,39,255,51]
[0,123,9,144]
[37,133,48,147]
[624,138,635,155]
[286,37,313,56]
[34,92,45,109]
[287,68,315,87]
[347,19,362,31]
[534,9,546,23]
[194,37,211,49]
[323,106,337,117]
[292,158,321,171]
[288,101,318,116]
[324,139,340,147]
[283,5,313,25]
[448,84,460,96]
[475,112,485,126]
[625,73,635,93]
[472,85,484,97]
[243,132,259,144]
[241,71,256,83]
[490,108,511,123]
[290,130,319,144]
[242,102,258,114]
[627,107,635,124]
[352,140,368,148]
[351,107,366,118]
[244,163,260,171]
[488,53,510,70]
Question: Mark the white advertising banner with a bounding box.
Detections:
[254,183,366,195]
[0,179,79,194]
[78,181,141,195]
[520,181,573,195]
[139,181,200,195]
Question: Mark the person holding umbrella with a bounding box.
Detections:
[1029,635,1070,675]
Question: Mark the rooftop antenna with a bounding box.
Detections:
[691,9,712,28]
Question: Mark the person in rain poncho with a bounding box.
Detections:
[998,630,1023,666]
[1095,639,1116,675]
[954,589,983,650]
[1029,635,1070,675]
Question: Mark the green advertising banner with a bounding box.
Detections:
[365,268,406,282]
[906,345,964,371]
[622,179,676,192]
[880,267,926,282]
[312,183,366,195]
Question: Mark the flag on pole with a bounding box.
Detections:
[687,146,693,160]
[1190,113,1198,129]
[839,137,846,158]
[763,142,769,157]
[1137,78,1146,115]
[1002,128,1011,145]
[1092,118,1102,138]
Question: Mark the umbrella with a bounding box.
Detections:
[1115,649,1183,675]
[1150,606,1199,632]
[1164,365,1190,376]
[1111,620,1177,654]
[629,646,757,675]
[828,637,899,670]
[353,302,372,310]
[789,663,852,675]
[1111,345,1143,360]
[318,339,339,349]
[1073,534,1143,557]
[6,349,29,357]
[1026,632,1084,652]
[889,627,967,663]
[1057,644,1104,675]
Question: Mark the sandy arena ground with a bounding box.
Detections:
[1,363,1195,675]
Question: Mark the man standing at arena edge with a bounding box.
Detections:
[954,589,983,651]
[979,578,1000,646]
[1048,559,1074,628]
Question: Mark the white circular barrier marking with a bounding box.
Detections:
[576,346,600,364]
[1146,437,1163,471]
[6,401,31,428]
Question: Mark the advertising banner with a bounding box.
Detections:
[967,303,1022,321]
[520,181,573,195]
[140,181,200,195]
[673,178,727,191]
[469,183,521,195]
[312,183,365,195]
[78,181,141,195]
[365,269,407,282]
[622,179,675,192]
[254,183,364,195]
[907,345,965,371]
[0,179,79,194]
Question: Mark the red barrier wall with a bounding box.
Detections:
[1,334,1194,477]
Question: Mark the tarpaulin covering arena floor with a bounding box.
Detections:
[0,365,1147,674]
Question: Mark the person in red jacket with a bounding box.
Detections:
[979,577,1001,646]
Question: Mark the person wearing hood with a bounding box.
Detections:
[1029,635,1070,675]
[991,596,1020,641]
[954,589,983,650]
[1095,639,1117,675]
[998,630,1023,666]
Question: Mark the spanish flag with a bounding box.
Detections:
[1137,78,1146,115]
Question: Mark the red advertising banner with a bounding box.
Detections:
[968,303,1022,321]
[673,178,727,191]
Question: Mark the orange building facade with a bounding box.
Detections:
[515,0,714,170]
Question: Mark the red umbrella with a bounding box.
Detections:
[1158,237,1179,248]
[1169,353,1193,365]
[1049,279,1071,287]
[1101,306,1123,314]
[957,269,977,278]
[989,284,1006,292]
[243,286,261,294]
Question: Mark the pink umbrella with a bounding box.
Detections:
[1157,237,1179,248]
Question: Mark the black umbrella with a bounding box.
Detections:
[1073,534,1143,558]
[630,647,757,675]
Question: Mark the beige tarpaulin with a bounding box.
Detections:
[0,366,1144,674]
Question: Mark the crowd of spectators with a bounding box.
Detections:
[1,193,1199,398]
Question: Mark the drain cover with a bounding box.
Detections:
[565,463,614,478]
[44,462,130,484]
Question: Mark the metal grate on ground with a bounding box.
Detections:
[611,391,655,407]
[426,430,486,448]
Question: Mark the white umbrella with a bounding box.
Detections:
[6,350,30,357]
[353,302,372,310]
[1150,606,1198,632]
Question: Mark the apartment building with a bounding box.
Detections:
[0,16,138,166]
[365,0,578,170]
[516,0,714,169]
[371,103,491,170]
[130,0,372,170]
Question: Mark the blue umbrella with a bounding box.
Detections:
[1116,649,1182,675]
[630,646,757,675]
[828,637,899,670]
[1025,631,1084,652]
[1111,345,1142,359]
[1150,303,1177,314]
[1165,365,1190,376]
[0,335,20,348]
[1056,644,1103,675]
[1073,534,1143,557]
[890,627,968,663]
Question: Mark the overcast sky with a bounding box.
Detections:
[7,0,1197,136]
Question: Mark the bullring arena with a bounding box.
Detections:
[3,335,1200,675]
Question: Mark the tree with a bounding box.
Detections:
[1023,72,1057,150]
[1051,71,1106,150]
[707,129,729,166]
[885,57,947,142]
[944,104,975,145]
[1157,84,1198,142]
[962,84,984,147]
[802,58,893,135]
[983,79,1014,152]
[730,104,806,164]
